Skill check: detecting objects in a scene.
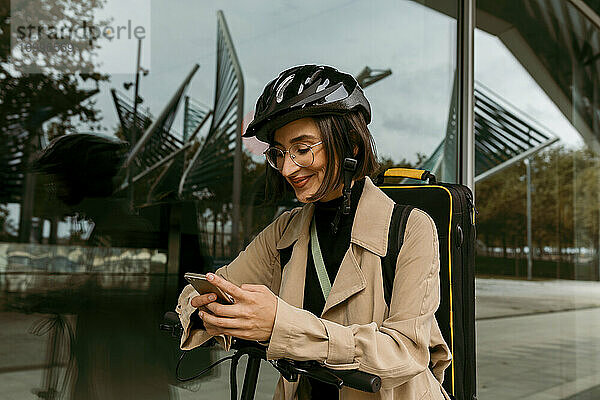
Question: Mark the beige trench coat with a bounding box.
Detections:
[177,177,452,400]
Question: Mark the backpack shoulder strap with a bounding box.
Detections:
[381,203,414,307]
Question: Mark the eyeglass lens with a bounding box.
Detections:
[266,143,315,170]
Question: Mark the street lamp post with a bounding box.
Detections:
[525,157,533,280]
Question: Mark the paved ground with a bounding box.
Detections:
[474,279,600,400]
[477,307,600,400]
[1,278,600,399]
[475,278,600,320]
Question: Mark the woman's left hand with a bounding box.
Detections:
[200,273,277,342]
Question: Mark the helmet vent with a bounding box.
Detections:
[324,84,348,102]
[276,74,294,103]
[316,78,329,92]
[306,68,322,85]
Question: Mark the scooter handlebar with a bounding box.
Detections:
[161,311,381,393]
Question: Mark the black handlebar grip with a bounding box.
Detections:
[329,369,382,393]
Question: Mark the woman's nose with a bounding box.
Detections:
[280,152,300,177]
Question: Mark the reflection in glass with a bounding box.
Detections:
[0,1,458,399]
[475,0,600,398]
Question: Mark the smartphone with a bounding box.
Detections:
[184,272,234,304]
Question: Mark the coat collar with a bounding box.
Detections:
[275,176,395,315]
[351,176,395,257]
[276,202,312,250]
[276,176,395,256]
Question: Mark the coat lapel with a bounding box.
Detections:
[274,177,395,314]
[351,177,395,257]
[321,178,395,315]
[321,247,366,316]
[276,203,313,308]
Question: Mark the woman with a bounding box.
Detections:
[176,65,451,399]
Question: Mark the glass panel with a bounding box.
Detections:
[475,1,600,398]
[0,1,457,399]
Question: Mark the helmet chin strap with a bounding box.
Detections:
[330,157,357,235]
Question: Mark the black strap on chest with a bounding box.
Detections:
[278,204,414,308]
[381,204,414,306]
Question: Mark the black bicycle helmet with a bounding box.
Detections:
[244,64,371,143]
[32,133,129,205]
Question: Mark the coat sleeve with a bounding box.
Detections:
[176,208,301,350]
[266,209,444,390]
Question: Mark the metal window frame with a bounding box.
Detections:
[457,0,476,194]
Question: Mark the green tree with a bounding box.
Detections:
[0,0,110,133]
[1,0,110,242]
[476,161,526,257]
[476,144,600,280]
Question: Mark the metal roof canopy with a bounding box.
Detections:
[178,10,245,254]
[113,65,198,195]
[421,82,559,182]
[179,11,244,199]
[356,67,393,89]
[183,96,212,142]
[473,83,559,182]
[146,97,213,202]
[421,0,600,155]
[110,89,152,145]
[122,64,198,173]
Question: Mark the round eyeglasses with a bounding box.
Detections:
[264,141,323,170]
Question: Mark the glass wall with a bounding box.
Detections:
[0,1,458,399]
[474,1,600,399]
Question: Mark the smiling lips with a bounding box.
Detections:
[289,175,312,188]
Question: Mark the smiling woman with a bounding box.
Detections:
[176,65,451,400]
[268,119,328,202]
[264,111,379,206]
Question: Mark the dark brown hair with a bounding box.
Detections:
[265,111,379,202]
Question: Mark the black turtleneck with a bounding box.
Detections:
[302,178,365,399]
